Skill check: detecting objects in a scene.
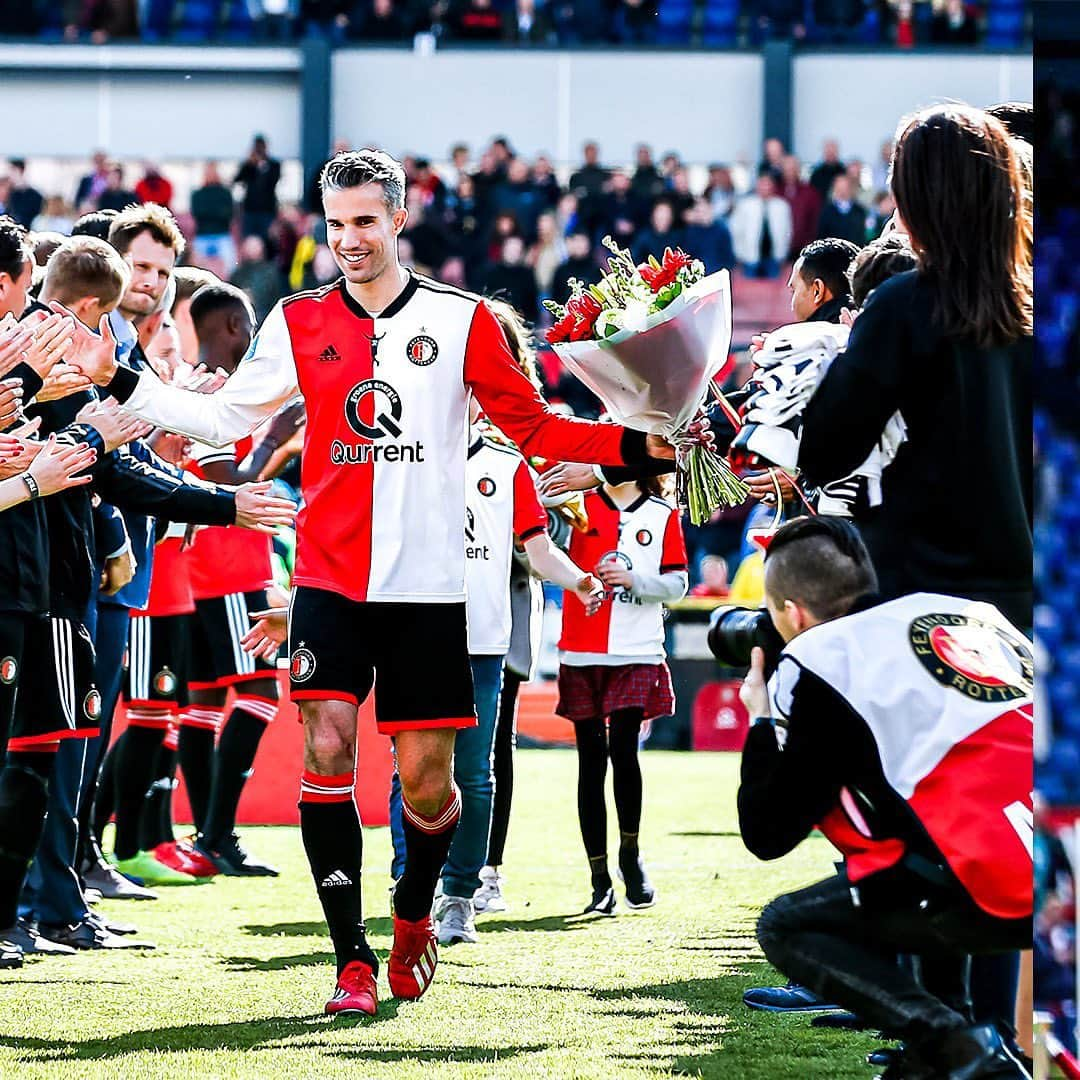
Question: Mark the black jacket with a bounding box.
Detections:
[798,271,1033,627]
[29,388,236,620]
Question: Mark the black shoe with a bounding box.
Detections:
[82,854,157,901]
[931,1022,1032,1079]
[195,834,279,877]
[38,919,155,951]
[617,851,656,909]
[812,1011,871,1030]
[742,982,844,1013]
[582,884,616,916]
[0,934,22,969]
[85,910,138,937]
[5,918,75,956]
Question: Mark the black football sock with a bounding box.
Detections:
[177,722,216,837]
[140,744,177,851]
[573,718,609,876]
[113,722,166,860]
[203,701,273,847]
[487,670,521,867]
[396,785,461,922]
[0,752,53,928]
[608,709,644,847]
[299,770,377,976]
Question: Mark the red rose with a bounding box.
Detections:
[546,312,576,343]
[563,293,603,340]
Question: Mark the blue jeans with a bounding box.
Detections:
[390,654,504,898]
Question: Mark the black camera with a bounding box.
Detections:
[707,606,786,674]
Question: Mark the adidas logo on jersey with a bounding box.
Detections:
[318,345,342,362]
[321,870,353,888]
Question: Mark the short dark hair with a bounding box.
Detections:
[42,235,130,310]
[31,231,66,268]
[0,215,31,281]
[188,282,254,330]
[171,266,221,311]
[107,203,186,258]
[796,238,860,304]
[764,517,877,622]
[71,209,118,241]
[848,234,918,307]
[320,149,406,212]
[985,101,1034,146]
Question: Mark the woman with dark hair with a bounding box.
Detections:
[798,103,1033,629]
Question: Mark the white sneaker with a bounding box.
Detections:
[474,866,508,914]
[435,895,477,945]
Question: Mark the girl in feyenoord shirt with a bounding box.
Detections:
[558,476,689,915]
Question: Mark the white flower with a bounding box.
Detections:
[620,300,651,333]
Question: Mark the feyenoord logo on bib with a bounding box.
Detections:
[599,550,633,571]
[154,667,177,696]
[83,689,101,720]
[291,644,316,683]
[344,379,403,440]
[0,657,15,684]
[909,613,1033,703]
[635,529,653,546]
[478,476,496,497]
[406,334,438,367]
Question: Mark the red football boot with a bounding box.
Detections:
[174,837,221,878]
[388,913,438,1000]
[325,960,378,1017]
[152,842,218,879]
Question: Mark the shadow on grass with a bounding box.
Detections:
[331,1043,549,1064]
[243,917,393,939]
[0,1010,405,1062]
[473,913,592,934]
[226,951,335,972]
[668,830,743,838]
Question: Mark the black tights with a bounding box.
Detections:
[573,709,643,883]
[487,669,522,868]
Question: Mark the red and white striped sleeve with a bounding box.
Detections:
[463,301,649,468]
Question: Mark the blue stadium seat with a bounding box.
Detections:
[985,9,1025,46]
[221,0,255,40]
[700,4,737,46]
[143,0,176,40]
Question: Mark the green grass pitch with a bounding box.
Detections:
[0,749,879,1078]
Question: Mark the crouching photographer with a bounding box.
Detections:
[733,517,1032,1080]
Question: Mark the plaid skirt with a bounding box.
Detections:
[556,662,675,723]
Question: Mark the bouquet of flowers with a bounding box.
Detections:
[544,238,747,525]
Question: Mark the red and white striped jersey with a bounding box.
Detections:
[464,431,547,656]
[559,488,688,662]
[769,593,1034,919]
[113,273,638,604]
[184,437,274,600]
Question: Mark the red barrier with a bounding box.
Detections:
[113,669,394,826]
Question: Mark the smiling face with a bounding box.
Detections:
[323,182,408,287]
[119,230,176,320]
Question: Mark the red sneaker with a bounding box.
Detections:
[388,913,438,1000]
[174,838,221,878]
[152,842,217,879]
[325,960,378,1017]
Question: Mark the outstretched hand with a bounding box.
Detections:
[233,481,296,534]
[53,305,119,386]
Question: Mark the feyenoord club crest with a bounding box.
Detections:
[599,550,633,571]
[291,644,316,683]
[909,613,1034,703]
[406,334,438,367]
[83,689,101,720]
[477,477,496,497]
[0,657,16,684]
[635,528,653,546]
[154,667,177,696]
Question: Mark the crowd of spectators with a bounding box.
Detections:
[0,0,1029,47]
[0,132,892,331]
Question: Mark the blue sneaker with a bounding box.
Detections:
[742,982,843,1013]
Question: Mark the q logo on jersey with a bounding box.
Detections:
[406,334,438,367]
[909,613,1033,703]
[291,644,316,683]
[477,477,496,497]
[0,657,16,685]
[635,529,653,546]
[345,380,403,440]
